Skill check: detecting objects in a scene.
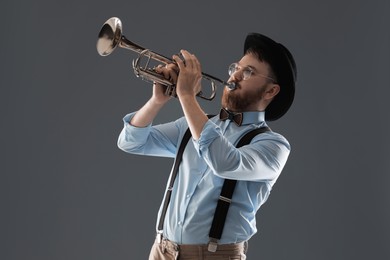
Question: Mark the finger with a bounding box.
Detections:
[166,63,179,73]
[172,54,185,70]
[154,64,164,74]
[180,50,195,68]
[155,66,171,80]
[183,50,201,74]
[192,53,201,72]
[154,64,162,72]
[168,69,178,83]
[164,64,178,83]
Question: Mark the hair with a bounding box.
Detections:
[245,48,278,84]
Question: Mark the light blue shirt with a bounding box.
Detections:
[117,111,290,245]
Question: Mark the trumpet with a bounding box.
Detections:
[96,17,235,100]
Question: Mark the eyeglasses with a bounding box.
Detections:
[228,63,276,83]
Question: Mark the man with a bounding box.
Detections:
[117,33,297,259]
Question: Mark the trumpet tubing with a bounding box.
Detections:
[96,17,235,100]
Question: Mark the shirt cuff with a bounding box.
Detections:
[122,112,152,142]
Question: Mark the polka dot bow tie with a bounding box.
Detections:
[219,108,243,126]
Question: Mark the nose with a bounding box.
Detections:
[230,69,243,82]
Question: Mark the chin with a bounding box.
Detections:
[222,91,242,111]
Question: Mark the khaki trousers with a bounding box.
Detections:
[148,235,247,260]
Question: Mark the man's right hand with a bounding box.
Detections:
[129,62,179,127]
[152,63,179,104]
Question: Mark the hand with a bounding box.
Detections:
[172,50,202,99]
[152,63,179,105]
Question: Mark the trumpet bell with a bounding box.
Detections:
[97,17,122,56]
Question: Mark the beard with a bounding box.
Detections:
[221,85,265,112]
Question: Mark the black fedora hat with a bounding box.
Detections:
[244,33,297,121]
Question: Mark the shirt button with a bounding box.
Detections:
[186,195,190,198]
[178,221,182,226]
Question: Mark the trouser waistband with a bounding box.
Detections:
[154,233,247,255]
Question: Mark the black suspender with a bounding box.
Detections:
[157,128,192,231]
[207,126,270,252]
[157,119,270,251]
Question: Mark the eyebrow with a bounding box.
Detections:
[246,65,258,72]
[242,64,261,75]
[237,62,257,71]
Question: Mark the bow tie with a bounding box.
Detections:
[219,108,243,126]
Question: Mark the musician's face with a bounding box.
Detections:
[222,53,275,112]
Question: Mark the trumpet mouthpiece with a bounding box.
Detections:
[226,82,236,90]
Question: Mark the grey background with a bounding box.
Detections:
[1,0,389,259]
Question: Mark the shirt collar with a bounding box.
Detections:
[240,111,265,125]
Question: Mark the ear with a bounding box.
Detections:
[263,84,280,101]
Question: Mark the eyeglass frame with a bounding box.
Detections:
[228,62,277,84]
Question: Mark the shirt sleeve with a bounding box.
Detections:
[117,112,185,158]
[193,120,291,183]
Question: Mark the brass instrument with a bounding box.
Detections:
[96,17,235,100]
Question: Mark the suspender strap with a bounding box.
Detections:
[157,128,192,231]
[208,126,270,252]
[157,115,214,232]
